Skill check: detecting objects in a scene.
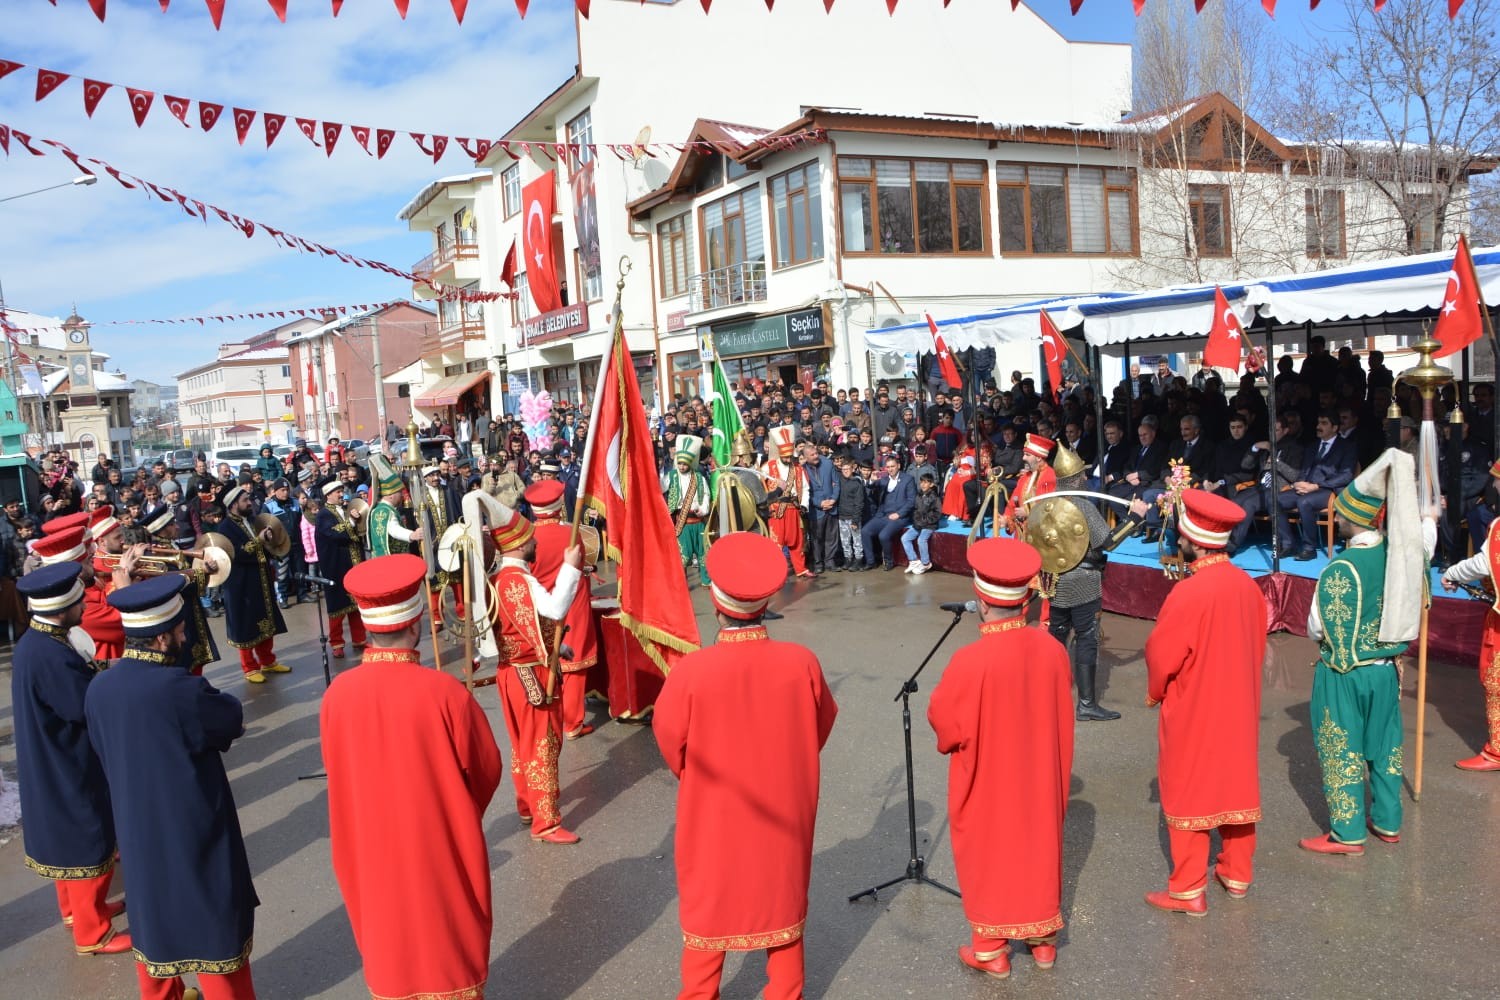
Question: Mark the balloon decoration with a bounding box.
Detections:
[517,389,554,452]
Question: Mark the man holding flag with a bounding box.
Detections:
[706,354,745,479]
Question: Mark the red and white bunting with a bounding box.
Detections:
[164,94,191,126]
[81,78,111,117]
[126,87,153,127]
[233,106,255,145]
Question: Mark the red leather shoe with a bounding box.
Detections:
[565,724,595,741]
[1455,753,1500,772]
[1366,823,1399,844]
[532,826,581,845]
[1214,874,1248,899]
[78,930,133,956]
[958,944,1010,979]
[1031,943,1057,969]
[1298,834,1364,856]
[1145,890,1207,916]
[332,647,346,659]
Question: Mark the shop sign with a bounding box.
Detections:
[521,302,590,345]
[666,310,689,333]
[712,308,826,359]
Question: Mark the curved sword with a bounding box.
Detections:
[1024,489,1136,508]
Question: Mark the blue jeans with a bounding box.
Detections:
[901,526,934,565]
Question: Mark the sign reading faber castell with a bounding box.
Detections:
[711,307,827,358]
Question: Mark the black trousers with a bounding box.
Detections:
[1048,597,1101,703]
[807,510,840,571]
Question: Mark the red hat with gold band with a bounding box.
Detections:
[968,537,1041,607]
[705,532,784,620]
[42,511,89,536]
[344,554,427,633]
[32,525,90,566]
[1177,489,1244,550]
[88,505,120,541]
[1024,433,1055,461]
[523,480,566,520]
[490,501,535,551]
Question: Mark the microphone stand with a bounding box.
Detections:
[295,570,336,781]
[848,605,966,903]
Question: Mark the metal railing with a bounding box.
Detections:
[689,260,767,313]
[411,228,479,279]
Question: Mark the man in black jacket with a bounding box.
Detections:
[1275,412,1356,559]
[1105,415,1168,503]
[1229,413,1306,554]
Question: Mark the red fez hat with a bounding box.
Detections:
[32,524,90,565]
[1024,433,1055,461]
[42,511,89,536]
[704,533,785,620]
[968,537,1041,607]
[88,505,120,541]
[490,503,535,551]
[1177,489,1244,550]
[523,480,566,519]
[344,554,427,632]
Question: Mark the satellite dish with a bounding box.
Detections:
[630,125,652,165]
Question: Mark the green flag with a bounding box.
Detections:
[707,355,744,471]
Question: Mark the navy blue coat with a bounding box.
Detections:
[218,513,287,649]
[873,473,917,520]
[85,653,258,975]
[314,506,362,618]
[11,621,115,877]
[1298,435,1357,491]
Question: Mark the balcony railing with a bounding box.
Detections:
[411,228,479,281]
[689,260,767,313]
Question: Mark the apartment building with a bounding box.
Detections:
[177,319,319,451]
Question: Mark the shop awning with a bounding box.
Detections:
[415,370,489,409]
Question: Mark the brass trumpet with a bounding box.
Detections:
[99,545,232,587]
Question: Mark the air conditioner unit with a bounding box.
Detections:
[875,350,913,379]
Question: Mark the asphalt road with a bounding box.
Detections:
[0,565,1495,999]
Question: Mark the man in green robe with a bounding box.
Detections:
[666,434,710,586]
[367,453,422,558]
[1301,448,1428,856]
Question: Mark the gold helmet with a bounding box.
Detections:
[1052,445,1086,482]
[730,431,755,461]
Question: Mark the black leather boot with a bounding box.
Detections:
[1075,659,1121,722]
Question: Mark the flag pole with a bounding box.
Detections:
[1455,234,1500,450]
[570,257,630,549]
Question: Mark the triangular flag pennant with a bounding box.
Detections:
[82,79,112,117]
[0,60,22,82]
[35,69,69,102]
[205,0,225,28]
[375,128,394,159]
[160,0,170,8]
[322,121,342,156]
[264,113,286,147]
[451,0,468,21]
[1133,0,1145,12]
[351,124,372,154]
[410,132,431,155]
[88,0,107,20]
[233,107,256,145]
[430,135,449,163]
[1449,0,1463,14]
[10,130,44,156]
[886,0,897,11]
[164,94,191,126]
[0,126,9,155]
[699,0,711,11]
[577,0,591,15]
[516,0,530,15]
[126,88,154,127]
[394,0,410,16]
[332,0,344,11]
[199,101,224,131]
[1071,0,1083,12]
[295,118,321,146]
[1263,0,1276,13]
[267,0,287,20]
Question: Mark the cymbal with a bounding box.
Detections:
[252,513,291,559]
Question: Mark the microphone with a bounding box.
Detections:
[940,600,979,614]
[293,571,336,588]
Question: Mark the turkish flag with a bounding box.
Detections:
[577,318,701,672]
[126,88,154,127]
[82,79,111,117]
[305,360,316,399]
[1039,309,1067,399]
[522,172,562,314]
[199,101,223,131]
[500,239,518,289]
[926,313,963,389]
[1204,286,1246,371]
[1433,235,1486,358]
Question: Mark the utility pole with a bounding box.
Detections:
[312,338,329,445]
[370,312,387,437]
[255,368,271,444]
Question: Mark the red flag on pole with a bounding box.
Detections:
[925,313,963,389]
[1039,309,1066,400]
[576,313,701,672]
[521,172,562,314]
[305,360,316,399]
[1432,235,1486,358]
[499,239,518,289]
[1204,286,1247,371]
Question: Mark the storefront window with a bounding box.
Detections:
[669,350,703,403]
[543,364,580,405]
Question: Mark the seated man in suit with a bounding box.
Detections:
[1276,412,1356,560]
[1203,414,1256,497]
[861,456,916,571]
[1095,420,1128,493]
[1141,415,1216,532]
[1228,413,1305,555]
[1105,415,1168,505]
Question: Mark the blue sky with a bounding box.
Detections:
[0,0,1340,385]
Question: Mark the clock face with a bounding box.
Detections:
[69,329,86,344]
[72,361,89,379]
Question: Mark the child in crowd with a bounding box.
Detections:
[902,473,941,575]
[836,458,868,571]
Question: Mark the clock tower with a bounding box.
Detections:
[58,312,110,467]
[63,312,95,402]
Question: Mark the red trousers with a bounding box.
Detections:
[768,509,807,574]
[54,873,115,950]
[236,639,277,674]
[328,611,367,652]
[1476,609,1500,761]
[135,961,256,1000]
[496,664,564,832]
[428,583,465,624]
[1167,823,1257,898]
[561,670,588,734]
[679,940,804,1000]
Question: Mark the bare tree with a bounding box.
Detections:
[1275,0,1500,254]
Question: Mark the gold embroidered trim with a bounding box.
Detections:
[1315,707,1364,825]
[1164,808,1264,831]
[979,618,1028,636]
[75,927,117,953]
[717,626,768,644]
[226,516,280,650]
[1191,553,1231,573]
[1168,887,1207,900]
[136,935,252,978]
[361,648,421,665]
[682,919,805,952]
[25,854,114,880]
[29,619,68,639]
[1217,875,1251,891]
[968,914,1064,940]
[121,648,175,665]
[371,984,485,1000]
[522,727,562,832]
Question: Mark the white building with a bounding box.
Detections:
[176,319,319,451]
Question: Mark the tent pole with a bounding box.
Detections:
[1266,322,1279,575]
[1092,343,1106,477]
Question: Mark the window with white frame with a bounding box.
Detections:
[658,213,693,299]
[837,157,987,255]
[996,163,1137,255]
[1305,189,1345,258]
[770,161,824,269]
[511,273,533,325]
[501,164,521,218]
[567,109,593,173]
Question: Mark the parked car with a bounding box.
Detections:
[165,448,198,473]
[211,448,261,469]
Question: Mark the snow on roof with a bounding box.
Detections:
[0,308,112,360]
[397,171,492,222]
[17,366,133,397]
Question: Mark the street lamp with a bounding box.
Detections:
[0,174,97,204]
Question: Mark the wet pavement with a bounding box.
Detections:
[1,566,1497,999]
